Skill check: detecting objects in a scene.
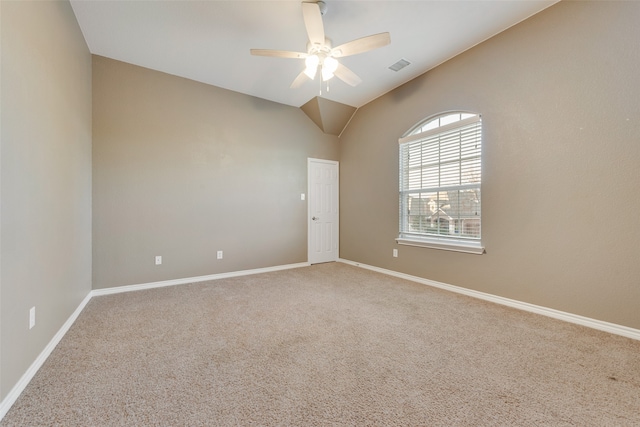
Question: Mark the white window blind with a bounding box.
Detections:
[398,113,482,251]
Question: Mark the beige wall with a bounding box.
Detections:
[0,0,92,399]
[1,0,638,407]
[92,56,339,289]
[339,1,640,329]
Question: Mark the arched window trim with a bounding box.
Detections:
[402,111,479,140]
[396,111,485,255]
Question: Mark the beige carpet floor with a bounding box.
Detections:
[2,262,639,426]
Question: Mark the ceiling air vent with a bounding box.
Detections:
[389,58,411,72]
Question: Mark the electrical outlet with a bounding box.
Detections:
[29,307,36,329]
[217,250,223,260]
[155,256,162,265]
[393,249,398,258]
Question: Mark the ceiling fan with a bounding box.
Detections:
[250,1,390,90]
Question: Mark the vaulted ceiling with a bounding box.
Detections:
[70,0,557,109]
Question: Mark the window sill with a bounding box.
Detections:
[396,237,485,255]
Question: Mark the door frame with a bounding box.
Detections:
[307,158,339,264]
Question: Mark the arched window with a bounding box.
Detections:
[397,112,484,254]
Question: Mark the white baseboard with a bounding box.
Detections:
[0,261,309,421]
[338,258,640,341]
[0,292,93,421]
[3,259,636,421]
[91,262,310,296]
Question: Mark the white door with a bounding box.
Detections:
[308,158,339,264]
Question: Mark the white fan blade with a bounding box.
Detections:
[334,63,362,87]
[332,32,391,58]
[290,70,310,89]
[250,49,307,59]
[302,2,325,46]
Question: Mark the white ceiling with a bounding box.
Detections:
[70,0,557,108]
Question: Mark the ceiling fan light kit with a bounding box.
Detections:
[304,55,319,79]
[322,56,339,81]
[250,0,390,91]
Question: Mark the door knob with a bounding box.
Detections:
[312,216,319,221]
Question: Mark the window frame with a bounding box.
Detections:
[396,112,485,255]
